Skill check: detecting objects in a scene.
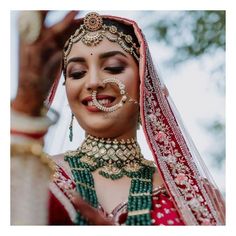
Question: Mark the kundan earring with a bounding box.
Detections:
[69,113,74,142]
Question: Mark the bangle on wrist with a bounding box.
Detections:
[11,129,47,139]
[11,140,56,174]
[11,106,59,136]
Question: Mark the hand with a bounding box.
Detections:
[71,192,115,225]
[12,11,79,116]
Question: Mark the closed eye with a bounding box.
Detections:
[69,71,86,80]
[104,66,125,74]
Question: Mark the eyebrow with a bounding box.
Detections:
[99,51,128,59]
[67,57,86,66]
[66,51,127,66]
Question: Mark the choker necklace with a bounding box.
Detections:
[65,135,156,225]
[76,135,155,179]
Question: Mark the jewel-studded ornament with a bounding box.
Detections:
[83,12,103,31]
[91,78,128,113]
[64,134,156,225]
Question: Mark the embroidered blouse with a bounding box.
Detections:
[49,164,185,225]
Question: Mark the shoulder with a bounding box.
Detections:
[48,153,65,167]
[48,153,73,178]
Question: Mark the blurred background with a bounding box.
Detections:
[11,10,225,195]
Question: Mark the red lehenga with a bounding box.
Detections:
[46,13,225,226]
[49,164,184,225]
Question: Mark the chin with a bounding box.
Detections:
[82,119,117,137]
[77,109,137,138]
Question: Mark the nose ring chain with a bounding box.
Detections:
[91,78,138,112]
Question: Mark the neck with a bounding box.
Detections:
[85,131,137,142]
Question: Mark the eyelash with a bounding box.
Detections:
[69,71,86,80]
[68,66,125,80]
[104,66,125,74]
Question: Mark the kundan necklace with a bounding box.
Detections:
[65,135,156,225]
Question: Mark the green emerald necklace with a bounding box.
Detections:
[64,135,156,225]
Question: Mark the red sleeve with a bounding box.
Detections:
[48,190,74,225]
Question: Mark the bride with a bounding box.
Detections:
[11,11,225,225]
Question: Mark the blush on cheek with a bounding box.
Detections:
[65,82,82,101]
[123,71,139,99]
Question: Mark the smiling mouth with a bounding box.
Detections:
[82,95,116,108]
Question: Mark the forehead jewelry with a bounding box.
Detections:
[63,12,140,73]
[91,78,138,113]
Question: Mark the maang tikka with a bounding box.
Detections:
[63,12,140,78]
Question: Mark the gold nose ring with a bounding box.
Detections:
[91,78,127,112]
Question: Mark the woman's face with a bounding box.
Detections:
[65,38,139,139]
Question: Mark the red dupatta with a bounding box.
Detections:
[46,13,225,225]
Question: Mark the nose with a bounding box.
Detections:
[85,67,105,92]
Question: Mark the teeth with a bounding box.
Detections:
[99,99,110,105]
[87,98,112,106]
[88,101,94,106]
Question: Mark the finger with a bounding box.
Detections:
[39,10,49,24]
[42,51,63,92]
[48,11,79,49]
[51,11,79,36]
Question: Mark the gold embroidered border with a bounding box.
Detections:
[143,47,219,225]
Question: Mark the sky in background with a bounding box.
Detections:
[11,10,225,194]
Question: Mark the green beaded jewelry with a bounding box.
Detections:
[64,135,156,225]
[65,153,98,225]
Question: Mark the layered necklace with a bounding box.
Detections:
[65,135,156,225]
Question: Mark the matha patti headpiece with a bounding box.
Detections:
[63,12,140,72]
